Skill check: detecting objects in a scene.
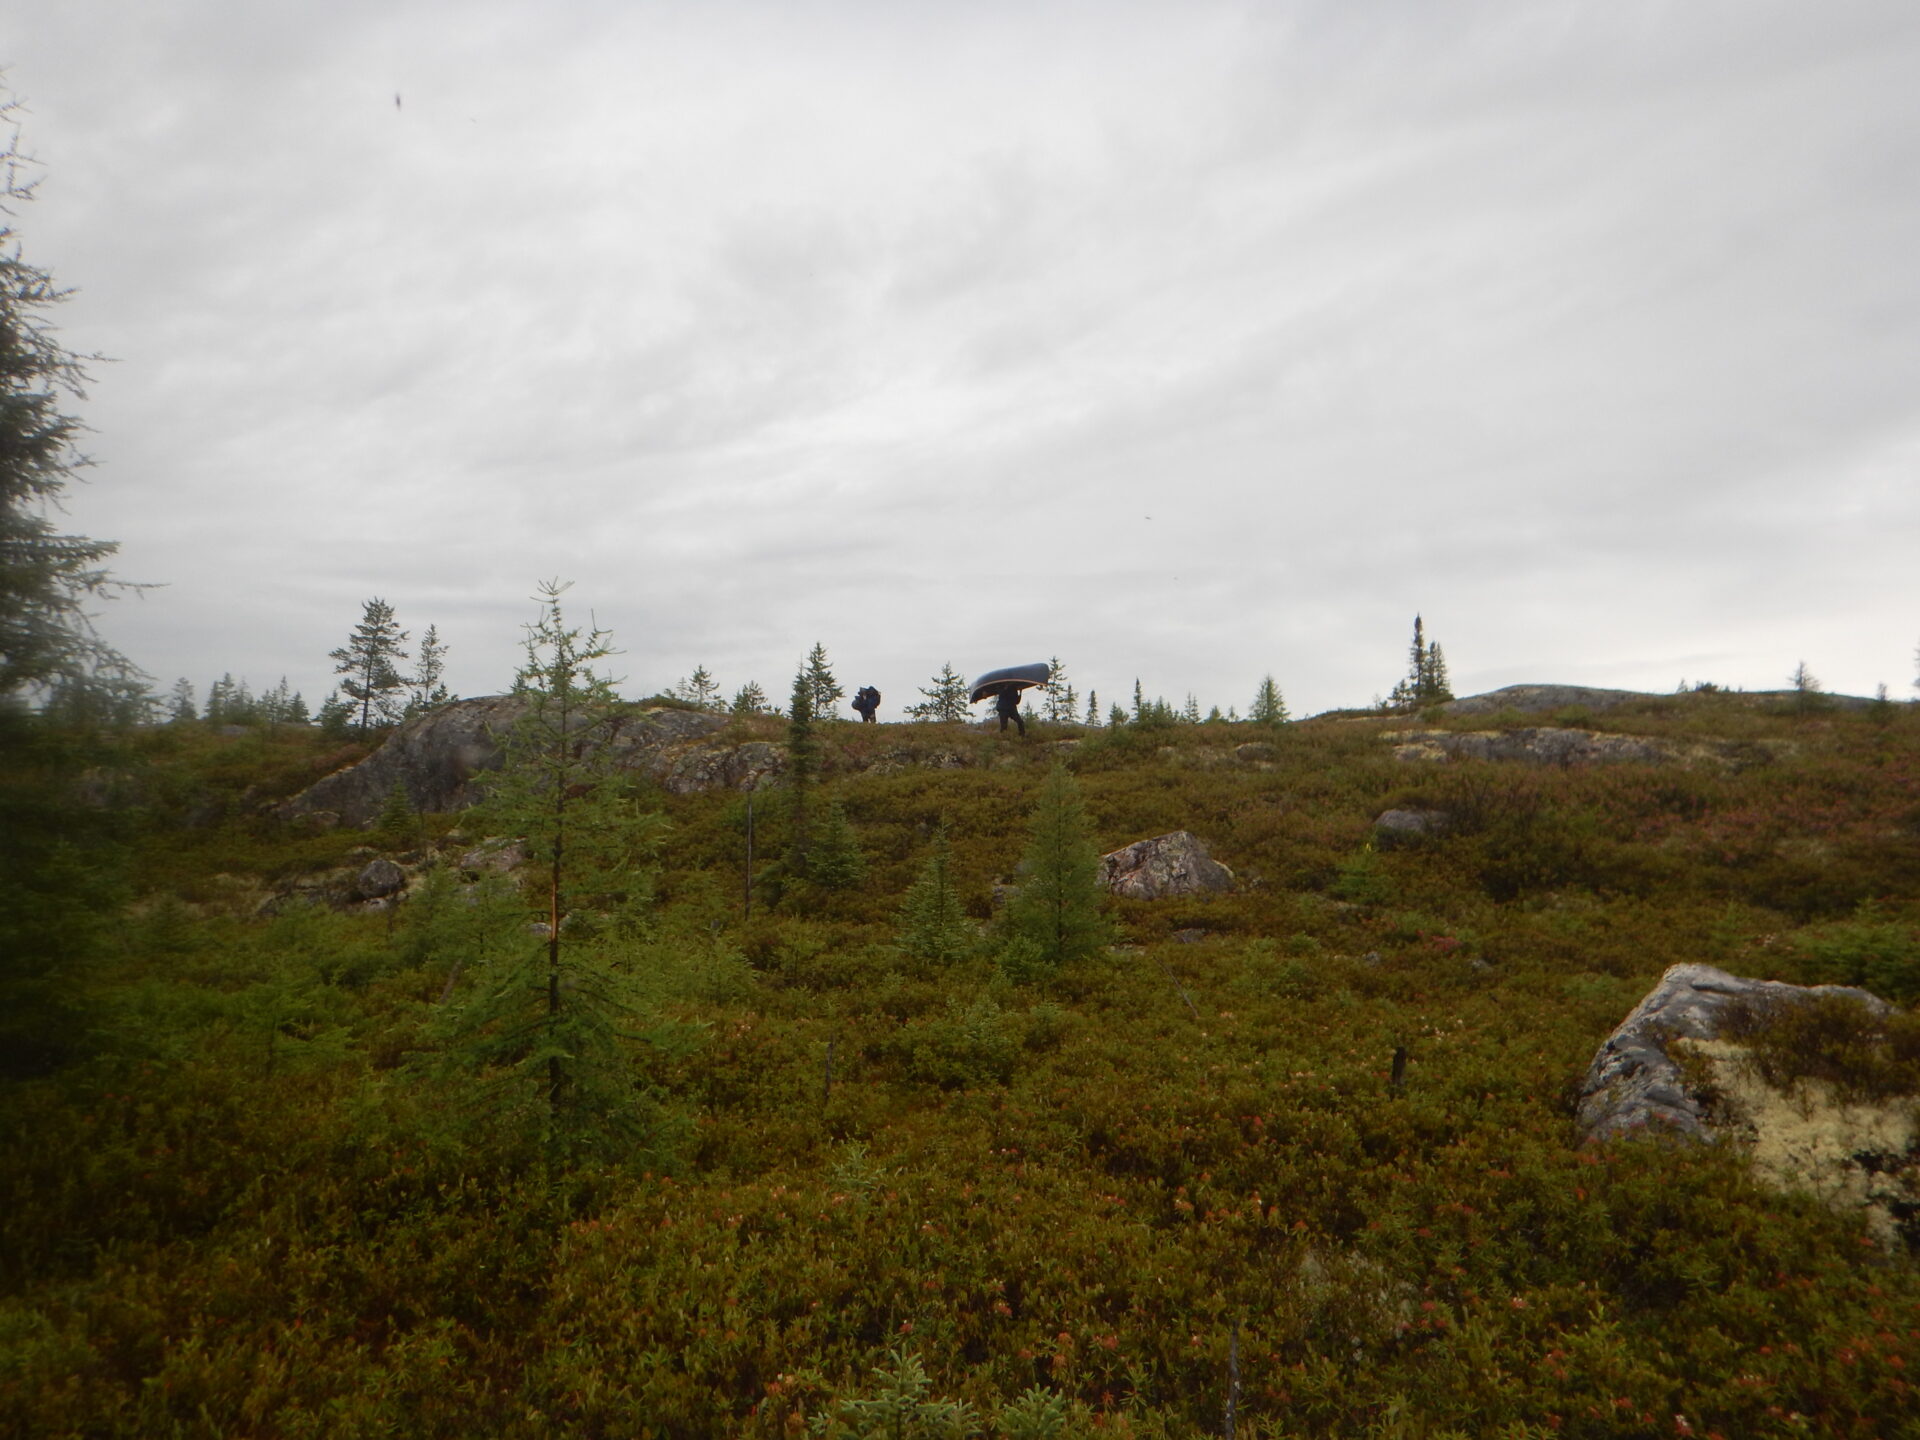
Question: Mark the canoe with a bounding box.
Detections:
[968,662,1052,704]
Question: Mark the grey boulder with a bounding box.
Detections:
[1098,831,1234,900]
[1576,962,1890,1143]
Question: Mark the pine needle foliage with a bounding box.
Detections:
[998,764,1111,977]
[895,820,972,966]
[809,797,868,890]
[1249,675,1289,726]
[809,1347,980,1438]
[328,598,410,733]
[908,662,971,722]
[0,95,145,707]
[786,670,819,879]
[1387,613,1452,710]
[804,642,844,720]
[424,580,670,1170]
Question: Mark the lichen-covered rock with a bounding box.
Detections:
[1579,963,1920,1246]
[1098,831,1233,900]
[1683,1037,1920,1248]
[1577,963,1891,1142]
[652,739,784,796]
[1386,726,1787,770]
[1386,727,1676,766]
[352,858,407,901]
[1373,808,1447,846]
[279,696,534,825]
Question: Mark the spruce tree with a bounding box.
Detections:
[166,677,196,723]
[317,689,352,738]
[205,673,257,724]
[1042,657,1075,722]
[375,780,419,847]
[1084,690,1099,726]
[896,821,972,965]
[907,663,971,722]
[330,598,411,732]
[428,579,669,1169]
[785,670,818,877]
[410,624,451,714]
[676,665,722,710]
[730,679,768,716]
[808,797,868,890]
[998,764,1111,978]
[1422,642,1452,704]
[1388,615,1452,710]
[261,675,303,727]
[1789,660,1827,715]
[804,642,844,720]
[1250,675,1289,726]
[0,94,144,706]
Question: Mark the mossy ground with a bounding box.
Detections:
[4,699,1920,1437]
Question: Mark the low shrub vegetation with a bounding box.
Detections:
[4,695,1920,1436]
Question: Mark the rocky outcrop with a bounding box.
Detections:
[1098,831,1234,900]
[651,739,785,796]
[1388,726,1789,770]
[1440,683,1876,717]
[1387,727,1677,766]
[1577,964,1892,1142]
[1579,964,1918,1245]
[278,698,777,826]
[1440,685,1657,717]
[279,696,527,825]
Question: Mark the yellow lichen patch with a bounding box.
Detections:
[1679,1038,1920,1247]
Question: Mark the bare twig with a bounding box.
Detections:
[1158,961,1201,1021]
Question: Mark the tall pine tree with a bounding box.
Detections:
[1250,675,1289,726]
[0,91,144,707]
[1388,614,1452,710]
[409,624,451,714]
[803,642,843,720]
[330,598,411,732]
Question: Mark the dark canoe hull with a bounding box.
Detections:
[969,662,1052,704]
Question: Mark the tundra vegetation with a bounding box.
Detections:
[3,678,1920,1438]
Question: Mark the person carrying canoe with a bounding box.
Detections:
[994,688,1026,737]
[969,662,1049,740]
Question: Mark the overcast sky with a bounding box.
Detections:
[10,0,1920,719]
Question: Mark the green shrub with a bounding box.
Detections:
[1719,991,1920,1102]
[904,995,1017,1089]
[1790,907,1920,1001]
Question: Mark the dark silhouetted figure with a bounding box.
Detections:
[852,686,880,723]
[995,688,1026,737]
